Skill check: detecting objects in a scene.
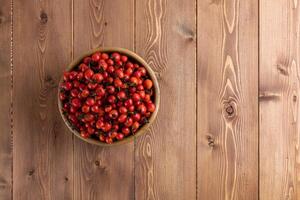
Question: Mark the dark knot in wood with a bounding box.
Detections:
[206,135,215,148]
[223,100,237,120]
[293,95,297,102]
[28,169,35,176]
[104,22,108,26]
[94,160,100,166]
[40,12,48,24]
[64,177,69,182]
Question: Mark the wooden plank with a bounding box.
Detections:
[134,0,196,199]
[13,0,73,199]
[0,0,12,199]
[197,0,258,199]
[260,0,300,199]
[73,1,134,199]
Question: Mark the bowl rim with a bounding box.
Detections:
[58,47,160,146]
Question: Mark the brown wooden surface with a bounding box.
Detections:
[0,0,299,199]
[0,0,12,199]
[260,0,300,199]
[197,0,258,199]
[13,0,73,199]
[135,0,196,199]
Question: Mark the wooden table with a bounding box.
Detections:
[0,0,299,199]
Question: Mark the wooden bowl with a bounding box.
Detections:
[58,47,160,146]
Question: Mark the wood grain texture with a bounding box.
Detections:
[135,0,196,199]
[197,0,258,199]
[13,0,73,199]
[260,0,300,199]
[0,0,12,199]
[73,1,134,199]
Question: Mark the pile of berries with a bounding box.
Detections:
[59,51,156,144]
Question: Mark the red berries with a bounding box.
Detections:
[59,51,156,144]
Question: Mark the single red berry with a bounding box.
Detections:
[92,52,101,62]
[132,121,140,132]
[69,106,77,113]
[107,59,114,66]
[122,127,130,135]
[125,68,133,76]
[99,134,105,142]
[105,137,113,144]
[106,86,115,94]
[79,63,89,71]
[96,87,105,97]
[124,117,133,127]
[138,90,146,99]
[107,65,115,74]
[143,79,153,89]
[81,105,90,113]
[137,84,144,91]
[107,95,116,104]
[114,78,123,87]
[102,122,112,132]
[86,98,95,106]
[96,120,104,129]
[112,52,121,61]
[71,98,81,107]
[84,114,94,122]
[106,77,114,84]
[109,110,119,119]
[130,77,138,85]
[144,94,151,102]
[135,100,142,106]
[69,114,78,123]
[63,72,69,81]
[116,133,124,140]
[81,89,89,98]
[147,103,156,112]
[76,72,84,80]
[119,106,127,114]
[92,73,103,83]
[115,60,123,66]
[101,53,109,60]
[99,59,108,70]
[84,69,94,80]
[138,67,147,76]
[83,57,92,65]
[132,93,141,102]
[137,104,147,114]
[81,131,89,138]
[87,127,95,134]
[126,62,133,69]
[117,91,126,100]
[63,82,72,90]
[70,89,79,97]
[59,92,66,100]
[133,71,142,78]
[69,71,77,80]
[105,105,113,113]
[132,113,141,121]
[118,114,127,123]
[121,55,128,62]
[124,99,133,108]
[115,69,124,78]
[73,80,80,88]
[91,105,100,113]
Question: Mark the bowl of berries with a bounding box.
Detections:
[58,47,159,146]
